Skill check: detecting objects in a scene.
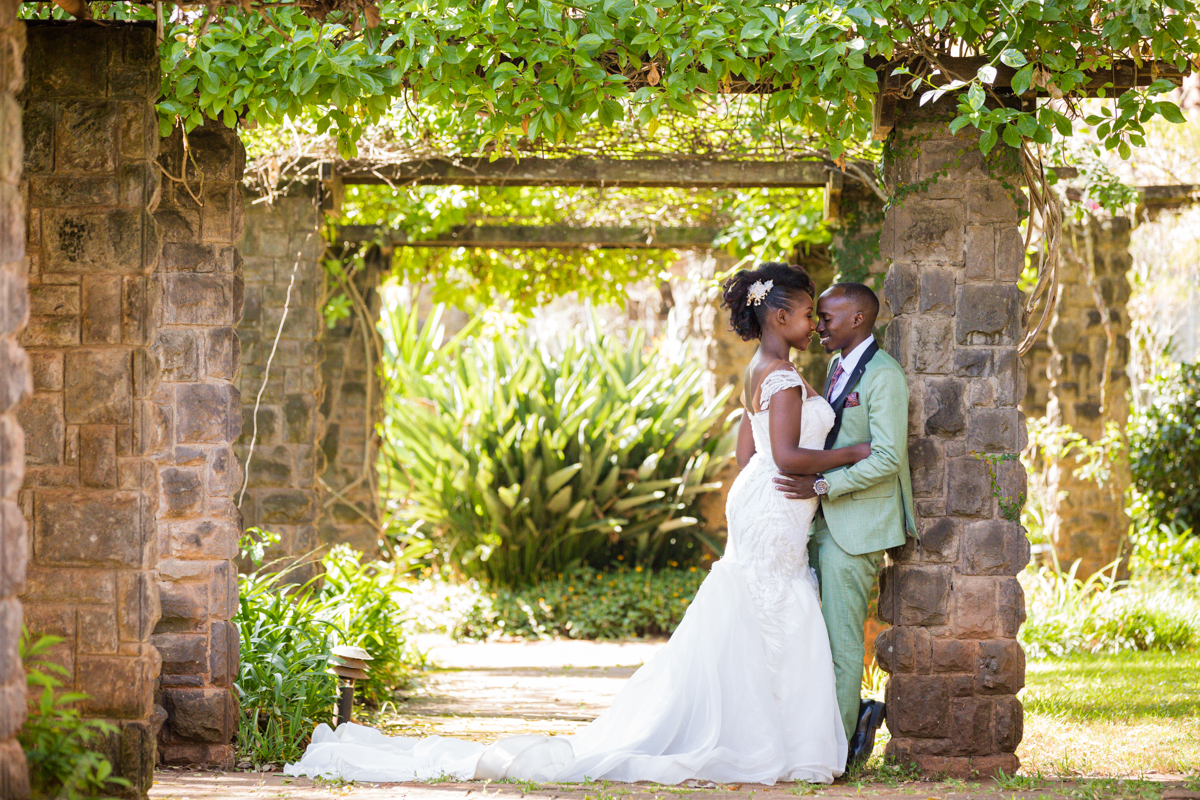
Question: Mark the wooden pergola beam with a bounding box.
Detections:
[333,157,834,188]
[336,224,719,249]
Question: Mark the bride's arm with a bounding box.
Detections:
[767,387,870,474]
[735,411,756,469]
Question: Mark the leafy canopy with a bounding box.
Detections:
[28,0,1199,160]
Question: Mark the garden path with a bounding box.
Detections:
[150,637,1200,800]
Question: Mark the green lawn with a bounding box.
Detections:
[1018,652,1200,777]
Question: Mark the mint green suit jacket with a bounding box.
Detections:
[819,348,917,556]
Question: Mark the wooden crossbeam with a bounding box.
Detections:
[336,224,719,249]
[333,157,834,188]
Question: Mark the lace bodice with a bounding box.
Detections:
[749,367,835,457]
[724,367,836,665]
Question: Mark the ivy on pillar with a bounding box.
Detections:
[875,95,1031,777]
[1045,214,1132,578]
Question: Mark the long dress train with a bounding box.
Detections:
[284,367,846,784]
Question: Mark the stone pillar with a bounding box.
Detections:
[0,1,29,795]
[831,180,891,321]
[1020,334,1051,420]
[149,121,245,766]
[18,22,163,793]
[875,96,1030,776]
[236,188,325,579]
[318,248,382,553]
[1044,214,1132,578]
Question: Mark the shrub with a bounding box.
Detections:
[1130,361,1200,534]
[380,304,736,588]
[405,566,708,640]
[234,531,426,765]
[19,632,130,800]
[1020,561,1200,658]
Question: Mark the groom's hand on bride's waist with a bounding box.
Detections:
[774,473,818,499]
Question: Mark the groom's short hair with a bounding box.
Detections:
[828,282,879,328]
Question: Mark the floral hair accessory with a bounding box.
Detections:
[746,279,774,306]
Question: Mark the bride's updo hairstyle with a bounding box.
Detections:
[720,262,817,341]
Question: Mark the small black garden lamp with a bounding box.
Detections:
[329,645,372,726]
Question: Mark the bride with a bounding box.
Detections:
[285,262,872,786]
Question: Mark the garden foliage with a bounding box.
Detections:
[379,304,736,588]
[1130,361,1200,534]
[29,0,1197,162]
[1020,559,1200,659]
[18,633,129,800]
[454,566,709,640]
[234,531,426,765]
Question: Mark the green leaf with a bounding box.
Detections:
[1000,50,1027,68]
[1156,101,1186,124]
[1011,64,1034,96]
[576,33,604,50]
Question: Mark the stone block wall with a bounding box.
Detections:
[319,248,382,554]
[18,21,163,793]
[1045,215,1132,578]
[236,189,326,579]
[0,0,29,795]
[149,121,245,766]
[875,97,1030,777]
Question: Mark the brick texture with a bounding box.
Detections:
[318,247,382,553]
[875,96,1030,778]
[1044,215,1132,578]
[18,21,163,795]
[149,120,245,767]
[0,0,29,796]
[236,189,326,579]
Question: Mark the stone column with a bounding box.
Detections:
[236,188,326,579]
[831,180,891,320]
[0,1,29,795]
[149,121,245,766]
[18,22,163,793]
[1020,334,1051,420]
[1044,214,1132,578]
[318,247,382,553]
[875,96,1030,776]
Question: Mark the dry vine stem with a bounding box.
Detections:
[1018,142,1063,356]
[238,200,320,507]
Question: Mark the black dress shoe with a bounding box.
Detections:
[847,700,886,768]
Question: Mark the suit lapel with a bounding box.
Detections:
[823,341,880,449]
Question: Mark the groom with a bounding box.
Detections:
[775,282,916,766]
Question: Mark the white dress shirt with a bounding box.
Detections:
[828,336,875,400]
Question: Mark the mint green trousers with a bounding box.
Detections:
[808,515,884,740]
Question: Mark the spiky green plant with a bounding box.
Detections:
[379,305,736,588]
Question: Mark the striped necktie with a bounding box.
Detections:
[827,363,844,401]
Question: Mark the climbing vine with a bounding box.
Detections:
[23,0,1199,160]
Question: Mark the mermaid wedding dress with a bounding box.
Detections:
[284,367,847,785]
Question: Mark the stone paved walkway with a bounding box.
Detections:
[150,637,1199,800]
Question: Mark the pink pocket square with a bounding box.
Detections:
[844,392,861,408]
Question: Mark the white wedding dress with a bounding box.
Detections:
[285,368,847,785]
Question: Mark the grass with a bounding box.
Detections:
[1018,651,1200,777]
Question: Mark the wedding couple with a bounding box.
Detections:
[285,262,916,786]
